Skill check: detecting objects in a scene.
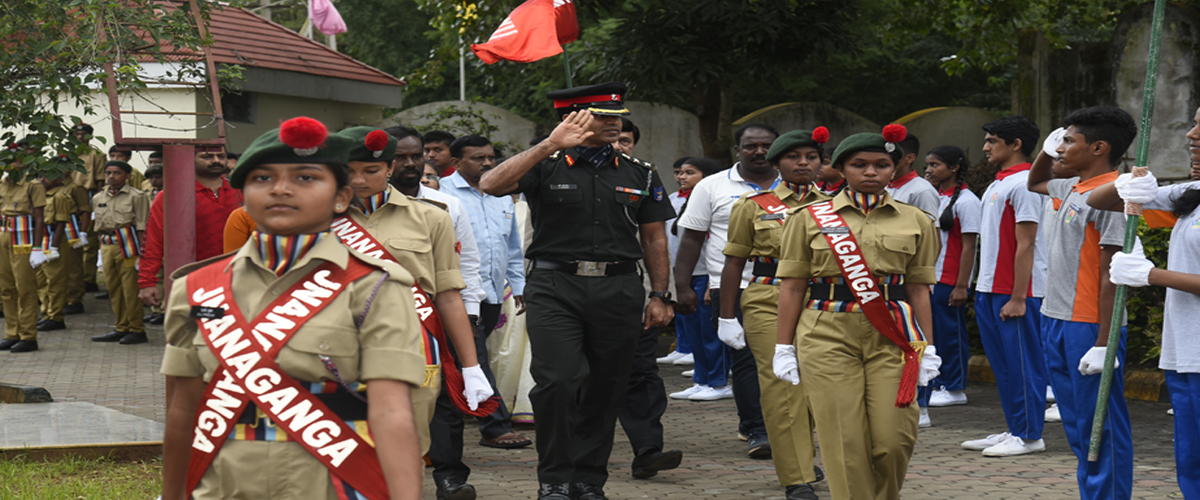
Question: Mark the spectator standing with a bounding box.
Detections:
[89,161,149,345]
[425,130,457,177]
[657,158,697,365]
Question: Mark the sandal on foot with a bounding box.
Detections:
[479,432,533,449]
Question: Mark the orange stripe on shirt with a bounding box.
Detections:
[1071,222,1103,323]
[1143,209,1178,229]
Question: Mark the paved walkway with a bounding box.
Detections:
[0,293,1182,498]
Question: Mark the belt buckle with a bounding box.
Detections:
[576,261,607,277]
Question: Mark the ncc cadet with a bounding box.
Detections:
[0,142,49,353]
[774,126,942,500]
[479,82,675,500]
[70,123,106,294]
[89,161,149,345]
[160,117,424,500]
[333,126,493,500]
[35,168,89,332]
[62,173,91,316]
[720,128,831,500]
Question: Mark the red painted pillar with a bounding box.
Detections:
[162,144,196,293]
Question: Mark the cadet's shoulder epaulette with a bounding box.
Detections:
[413,197,449,212]
[169,251,238,280]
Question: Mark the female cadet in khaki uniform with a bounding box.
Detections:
[161,118,425,500]
[0,145,48,353]
[719,128,831,500]
[774,126,942,500]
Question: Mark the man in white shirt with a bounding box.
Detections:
[674,123,779,458]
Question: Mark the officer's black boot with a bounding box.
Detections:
[536,483,571,500]
[570,483,608,500]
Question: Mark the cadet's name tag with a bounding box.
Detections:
[189,306,224,319]
[820,226,849,234]
[549,184,577,190]
[616,186,650,196]
[760,213,785,221]
[97,203,107,208]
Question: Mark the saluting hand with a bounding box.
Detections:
[547,111,595,150]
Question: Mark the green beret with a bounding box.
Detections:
[339,126,397,163]
[231,117,353,189]
[766,127,830,163]
[831,124,908,167]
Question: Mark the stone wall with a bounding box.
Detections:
[894,107,1001,174]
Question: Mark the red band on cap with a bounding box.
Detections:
[553,94,622,109]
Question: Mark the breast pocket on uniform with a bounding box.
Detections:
[614,186,647,209]
[881,235,917,255]
[387,237,433,257]
[283,324,362,382]
[753,219,783,233]
[542,184,582,204]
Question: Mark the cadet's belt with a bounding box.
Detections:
[808,282,906,302]
[237,388,368,424]
[751,258,778,279]
[531,258,638,277]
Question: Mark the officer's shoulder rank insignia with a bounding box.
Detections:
[549,151,561,160]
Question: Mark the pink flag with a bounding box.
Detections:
[309,0,347,36]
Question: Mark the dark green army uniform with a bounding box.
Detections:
[518,145,675,486]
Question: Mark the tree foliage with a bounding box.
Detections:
[1,0,223,181]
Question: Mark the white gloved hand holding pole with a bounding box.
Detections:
[1110,240,1154,287]
[1114,169,1158,205]
[461,365,494,411]
[919,345,942,386]
[773,344,800,385]
[1079,346,1118,376]
[717,317,746,350]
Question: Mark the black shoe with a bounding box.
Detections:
[786,483,818,500]
[147,313,164,325]
[63,302,84,315]
[631,448,683,479]
[85,282,99,292]
[119,332,148,345]
[813,465,825,483]
[143,313,155,322]
[536,483,571,500]
[92,330,126,342]
[0,338,18,350]
[95,292,109,300]
[37,320,66,332]
[9,340,38,353]
[747,432,772,459]
[435,476,476,500]
[570,483,607,500]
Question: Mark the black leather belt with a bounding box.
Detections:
[808,283,906,302]
[531,258,638,276]
[237,390,368,423]
[752,260,778,279]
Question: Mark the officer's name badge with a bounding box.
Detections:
[189,305,225,319]
[615,186,649,196]
[550,184,577,190]
[760,213,785,221]
[820,226,850,234]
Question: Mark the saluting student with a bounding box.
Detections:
[0,143,49,353]
[721,128,831,500]
[160,117,424,500]
[89,161,150,345]
[774,125,941,500]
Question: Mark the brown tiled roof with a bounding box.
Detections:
[196,4,403,87]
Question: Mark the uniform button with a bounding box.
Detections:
[594,174,600,179]
[595,198,602,203]
[319,343,329,351]
[369,224,375,228]
[272,290,280,295]
[865,242,872,246]
[408,244,415,249]
[866,220,873,225]
[594,220,600,225]
[903,246,909,251]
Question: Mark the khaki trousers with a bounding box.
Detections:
[100,244,143,333]
[742,282,818,486]
[83,219,99,284]
[412,371,441,456]
[35,243,76,322]
[796,309,919,500]
[0,238,38,341]
[66,238,85,305]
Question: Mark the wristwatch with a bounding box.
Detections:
[649,291,672,302]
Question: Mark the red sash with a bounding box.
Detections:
[805,201,920,407]
[748,191,790,225]
[185,256,389,499]
[330,215,500,417]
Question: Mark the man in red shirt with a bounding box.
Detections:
[136,148,242,309]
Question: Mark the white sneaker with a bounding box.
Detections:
[688,385,734,401]
[669,384,707,400]
[1168,408,1175,416]
[1046,386,1056,403]
[1045,404,1061,422]
[673,353,695,365]
[928,388,968,407]
[981,435,1046,457]
[919,407,932,428]
[962,432,1011,451]
[681,369,694,377]
[656,351,686,364]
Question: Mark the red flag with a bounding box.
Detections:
[470,0,579,64]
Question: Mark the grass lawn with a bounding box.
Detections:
[0,455,160,499]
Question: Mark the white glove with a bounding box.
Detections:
[1109,243,1154,287]
[1114,170,1158,205]
[717,317,746,350]
[773,344,800,385]
[1043,127,1067,158]
[919,345,942,386]
[29,249,48,269]
[74,232,89,249]
[461,365,494,411]
[1079,346,1118,376]
[45,246,60,261]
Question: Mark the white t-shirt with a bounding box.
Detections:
[933,186,982,285]
[668,190,707,277]
[418,184,486,315]
[677,164,778,289]
[887,172,941,215]
[974,166,1048,297]
[1143,181,1200,372]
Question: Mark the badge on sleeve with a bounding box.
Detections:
[653,186,664,202]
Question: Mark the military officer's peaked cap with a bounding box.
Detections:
[547,82,630,117]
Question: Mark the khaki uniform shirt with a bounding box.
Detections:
[66,181,91,213]
[778,191,939,284]
[72,148,106,191]
[44,185,80,225]
[91,184,149,233]
[725,183,830,260]
[0,178,47,217]
[348,185,465,296]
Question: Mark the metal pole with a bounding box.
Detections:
[562,44,573,87]
[1088,0,1167,462]
[460,43,467,101]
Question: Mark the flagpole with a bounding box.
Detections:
[460,42,467,101]
[562,44,573,87]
